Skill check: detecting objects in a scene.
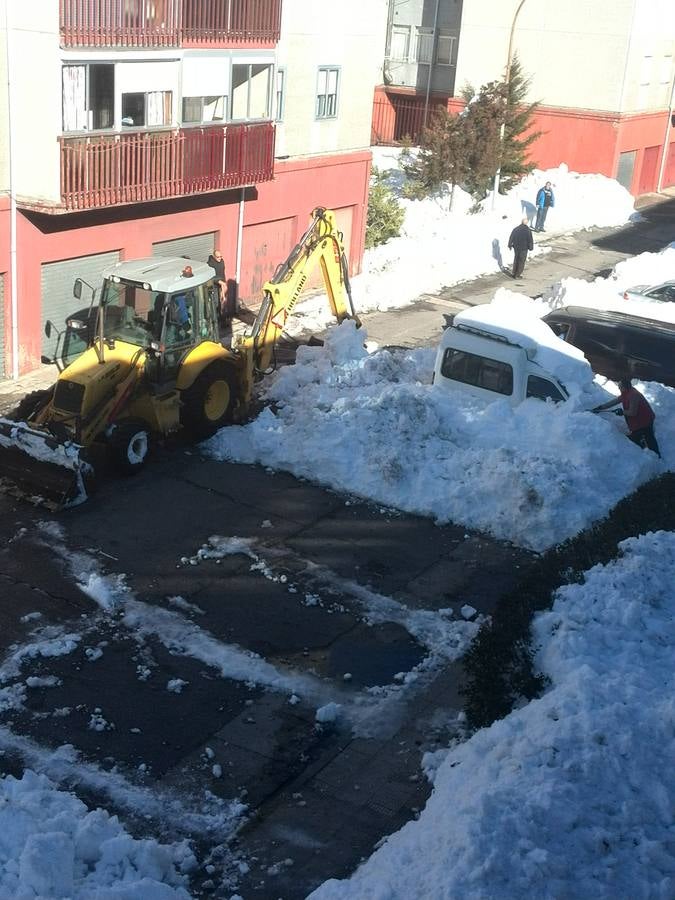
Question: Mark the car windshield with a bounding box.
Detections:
[100,280,164,347]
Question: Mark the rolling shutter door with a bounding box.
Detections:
[0,274,5,378]
[152,232,215,263]
[41,251,120,356]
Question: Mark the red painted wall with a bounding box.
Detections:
[1,148,371,375]
[379,87,674,196]
[0,197,11,374]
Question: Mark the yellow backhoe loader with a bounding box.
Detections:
[0,208,359,509]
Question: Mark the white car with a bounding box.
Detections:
[622,281,675,303]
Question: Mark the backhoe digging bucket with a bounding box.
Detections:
[0,418,92,511]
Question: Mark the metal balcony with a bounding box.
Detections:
[59,121,275,211]
[59,0,282,48]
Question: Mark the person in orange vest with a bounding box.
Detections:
[593,377,661,457]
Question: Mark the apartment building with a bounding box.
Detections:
[0,0,387,378]
[375,0,675,197]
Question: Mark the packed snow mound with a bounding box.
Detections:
[545,244,675,323]
[0,770,193,898]
[202,321,673,552]
[310,530,675,900]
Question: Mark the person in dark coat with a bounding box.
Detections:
[535,181,555,232]
[593,377,661,457]
[207,249,231,325]
[507,217,534,279]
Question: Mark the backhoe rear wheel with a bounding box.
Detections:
[180,361,237,440]
[108,420,152,475]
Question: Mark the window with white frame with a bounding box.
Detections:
[182,95,226,124]
[121,91,172,127]
[62,63,114,132]
[390,25,411,62]
[660,54,673,84]
[639,55,652,86]
[275,68,286,121]
[416,28,434,64]
[316,67,339,119]
[231,63,273,120]
[436,31,456,66]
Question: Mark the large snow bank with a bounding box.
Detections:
[310,529,675,900]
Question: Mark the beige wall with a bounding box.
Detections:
[621,0,675,112]
[275,0,388,158]
[454,0,662,114]
[4,0,61,204]
[0,0,9,194]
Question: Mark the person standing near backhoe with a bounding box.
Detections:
[593,378,661,457]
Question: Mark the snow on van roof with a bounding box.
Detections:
[453,302,592,389]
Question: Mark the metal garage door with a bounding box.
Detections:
[0,274,5,379]
[152,232,215,263]
[41,250,120,356]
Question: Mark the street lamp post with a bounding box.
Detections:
[492,0,529,209]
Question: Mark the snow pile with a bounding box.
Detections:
[203,320,674,552]
[285,153,635,332]
[0,769,193,898]
[546,244,675,322]
[311,530,675,900]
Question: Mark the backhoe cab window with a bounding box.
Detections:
[101,280,163,346]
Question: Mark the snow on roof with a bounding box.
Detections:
[453,302,592,387]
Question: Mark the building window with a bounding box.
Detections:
[316,67,339,119]
[62,63,114,132]
[639,55,652,86]
[436,31,456,66]
[275,68,286,122]
[416,28,434,65]
[231,63,273,120]
[660,55,673,84]
[182,95,226,124]
[122,91,172,127]
[390,25,411,62]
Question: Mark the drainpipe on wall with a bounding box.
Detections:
[235,188,245,298]
[657,71,675,193]
[422,0,441,131]
[4,0,18,379]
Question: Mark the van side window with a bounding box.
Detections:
[441,349,513,396]
[526,375,566,403]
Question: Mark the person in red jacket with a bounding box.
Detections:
[593,378,661,457]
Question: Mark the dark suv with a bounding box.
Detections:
[543,306,675,388]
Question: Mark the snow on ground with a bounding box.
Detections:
[0,769,194,899]
[285,151,636,333]
[203,317,674,552]
[310,529,675,900]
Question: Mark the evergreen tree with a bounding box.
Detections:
[400,107,471,209]
[365,167,405,249]
[500,55,542,192]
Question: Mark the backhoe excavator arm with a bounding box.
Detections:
[236,208,360,387]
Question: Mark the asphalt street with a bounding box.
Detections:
[0,194,673,898]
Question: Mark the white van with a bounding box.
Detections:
[433,305,594,406]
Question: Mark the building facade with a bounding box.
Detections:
[0,0,386,378]
[374,0,675,198]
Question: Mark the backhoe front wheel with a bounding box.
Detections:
[181,362,237,440]
[108,420,152,474]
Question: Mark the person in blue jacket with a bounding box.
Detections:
[535,181,555,232]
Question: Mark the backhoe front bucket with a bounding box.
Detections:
[0,418,92,511]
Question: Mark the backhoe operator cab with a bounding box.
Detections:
[433,306,587,406]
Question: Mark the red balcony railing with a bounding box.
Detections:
[59,0,282,48]
[59,121,275,211]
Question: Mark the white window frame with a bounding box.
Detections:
[639,55,652,87]
[390,25,411,62]
[230,62,274,122]
[436,31,456,66]
[660,54,673,85]
[416,27,434,65]
[62,62,115,133]
[275,67,286,122]
[316,66,339,120]
[181,95,227,125]
[121,90,173,128]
